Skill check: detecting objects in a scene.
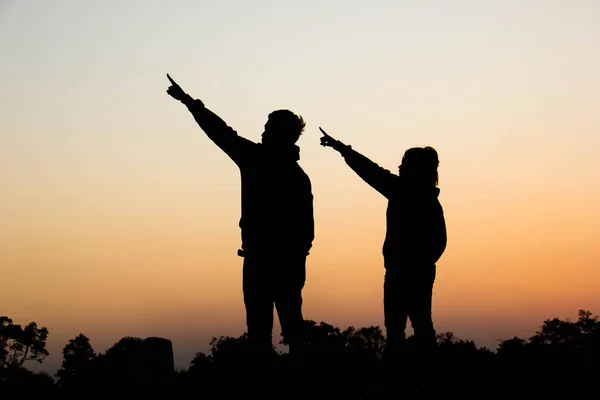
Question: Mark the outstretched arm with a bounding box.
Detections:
[319,127,398,198]
[166,74,255,165]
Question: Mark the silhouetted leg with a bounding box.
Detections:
[381,269,413,396]
[274,257,307,365]
[409,267,436,348]
[243,255,275,367]
[383,270,409,363]
[408,265,437,392]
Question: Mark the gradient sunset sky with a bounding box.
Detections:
[1,0,599,374]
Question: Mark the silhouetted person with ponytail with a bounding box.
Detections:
[319,127,446,395]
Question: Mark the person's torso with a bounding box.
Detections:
[382,184,443,268]
[238,148,313,252]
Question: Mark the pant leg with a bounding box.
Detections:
[407,265,437,389]
[243,255,275,357]
[273,256,307,357]
[383,270,410,356]
[408,265,437,351]
[381,269,415,395]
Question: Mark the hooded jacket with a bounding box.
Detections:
[339,147,446,269]
[185,100,314,257]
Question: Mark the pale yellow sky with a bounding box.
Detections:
[1,0,599,373]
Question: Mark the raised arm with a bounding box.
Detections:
[319,127,398,198]
[166,74,255,165]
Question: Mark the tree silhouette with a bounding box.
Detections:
[91,337,146,385]
[343,325,386,365]
[0,316,49,381]
[207,332,278,368]
[55,333,96,387]
[188,351,211,374]
[2,309,599,395]
[497,336,527,356]
[529,309,600,350]
[0,367,56,386]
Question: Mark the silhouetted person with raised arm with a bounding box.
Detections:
[319,127,446,394]
[166,74,314,367]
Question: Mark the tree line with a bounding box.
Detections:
[1,310,598,396]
